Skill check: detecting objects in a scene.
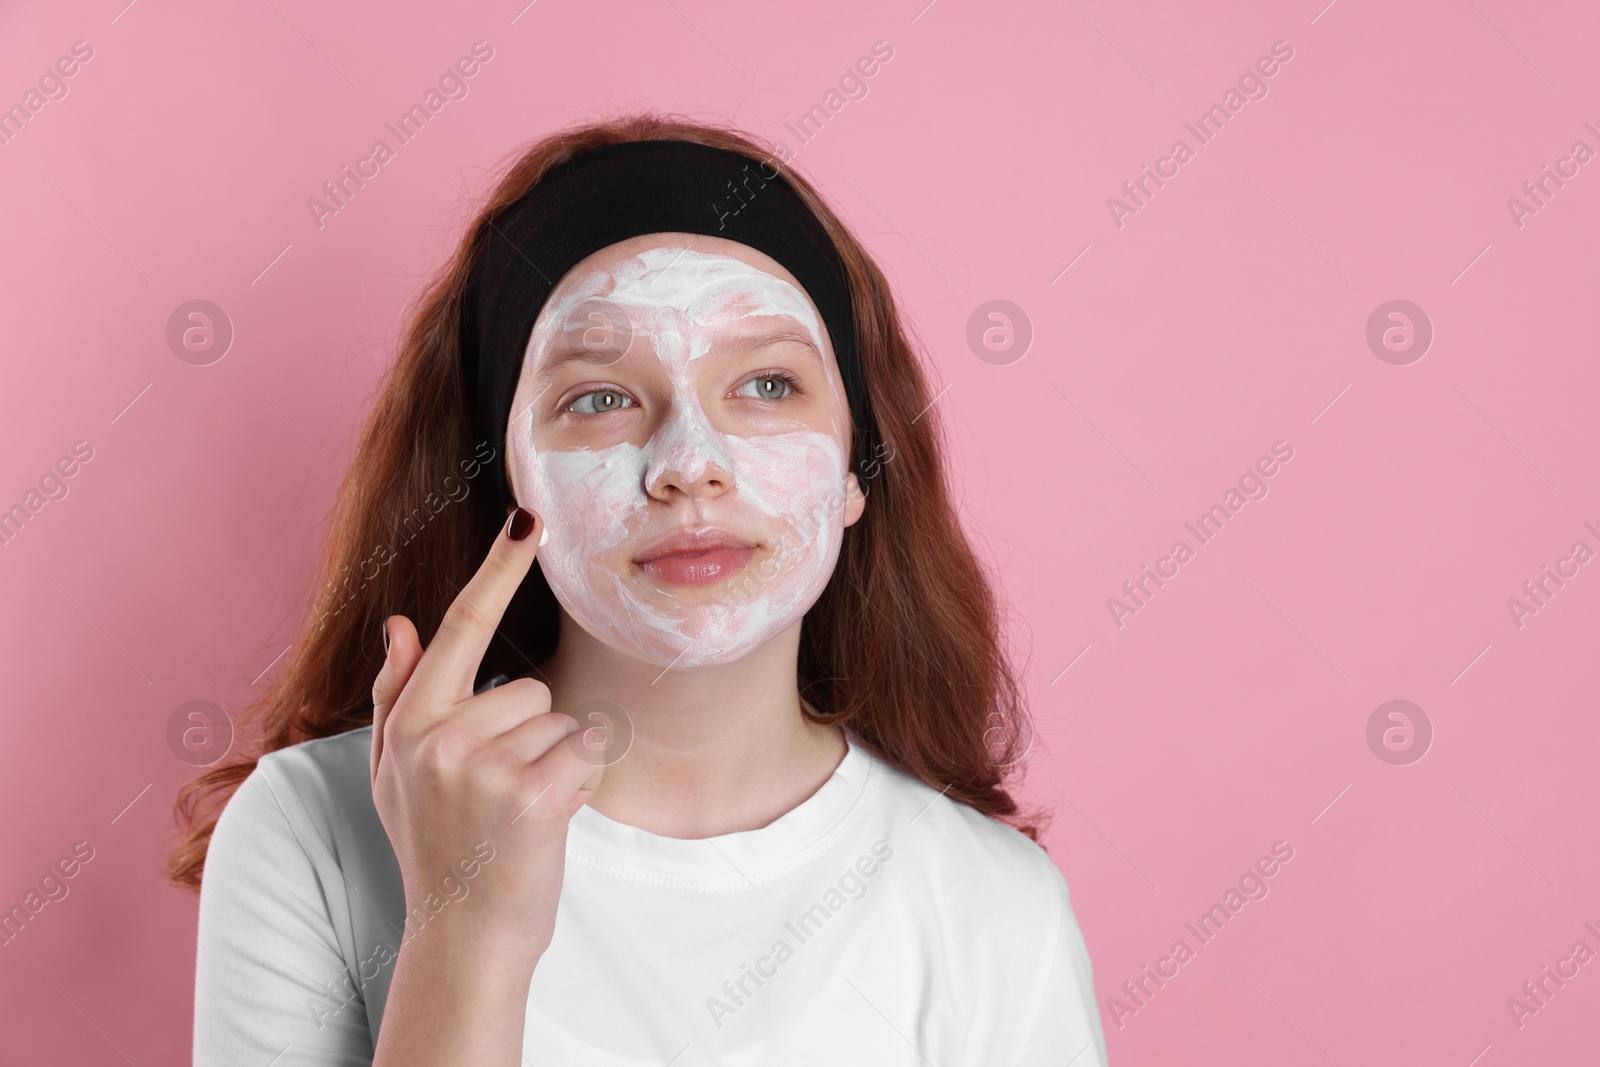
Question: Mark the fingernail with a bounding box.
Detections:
[508,507,536,541]
[381,619,390,654]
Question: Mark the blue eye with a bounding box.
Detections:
[569,388,634,414]
[737,372,802,400]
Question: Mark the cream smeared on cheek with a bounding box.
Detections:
[508,246,852,668]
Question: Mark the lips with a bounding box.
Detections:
[633,526,758,586]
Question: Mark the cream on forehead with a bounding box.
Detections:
[526,245,828,368]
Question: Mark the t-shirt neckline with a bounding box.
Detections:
[566,731,875,889]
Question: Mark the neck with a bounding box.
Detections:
[531,608,847,839]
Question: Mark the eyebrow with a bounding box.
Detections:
[718,324,823,363]
[530,323,823,388]
[529,344,630,390]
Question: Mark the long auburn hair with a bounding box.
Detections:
[168,111,1047,891]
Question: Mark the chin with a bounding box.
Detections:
[558,581,809,672]
[592,625,778,671]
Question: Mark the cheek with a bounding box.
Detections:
[726,433,847,547]
[523,444,648,561]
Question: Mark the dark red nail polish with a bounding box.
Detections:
[508,507,535,541]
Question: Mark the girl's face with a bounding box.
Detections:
[506,233,866,669]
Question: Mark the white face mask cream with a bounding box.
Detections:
[507,242,859,669]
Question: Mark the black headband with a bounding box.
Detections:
[458,138,876,512]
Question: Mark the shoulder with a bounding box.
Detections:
[211,726,377,862]
[195,730,387,1062]
[861,747,1072,918]
[853,747,1105,1060]
[253,725,376,809]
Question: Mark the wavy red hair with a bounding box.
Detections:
[168,111,1047,891]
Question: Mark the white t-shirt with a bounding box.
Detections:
[194,723,1108,1066]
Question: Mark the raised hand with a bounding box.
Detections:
[370,505,603,980]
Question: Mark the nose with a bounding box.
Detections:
[642,396,736,502]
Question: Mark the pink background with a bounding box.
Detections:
[2,0,1597,1062]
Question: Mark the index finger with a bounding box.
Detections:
[407,506,543,708]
